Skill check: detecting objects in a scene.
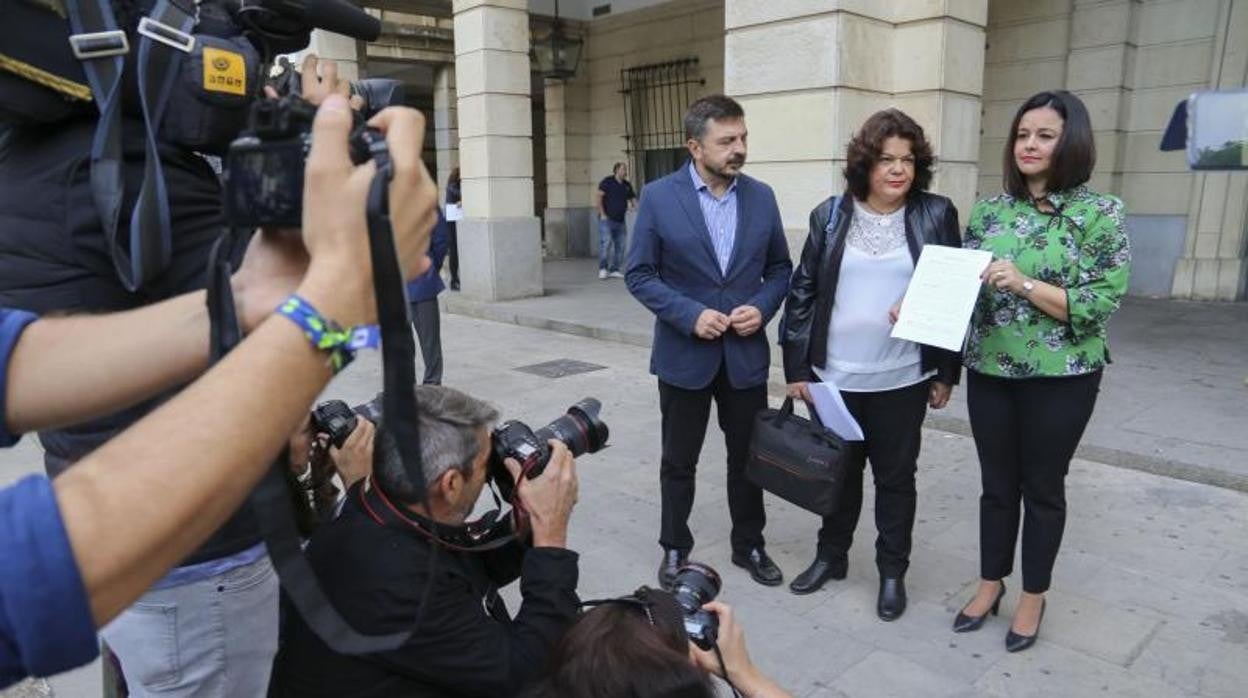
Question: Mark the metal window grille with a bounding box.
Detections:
[620,58,704,187]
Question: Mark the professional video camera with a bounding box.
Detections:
[224,94,388,228]
[0,0,384,289]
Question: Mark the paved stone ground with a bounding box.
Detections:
[446,258,1248,493]
[3,313,1245,697]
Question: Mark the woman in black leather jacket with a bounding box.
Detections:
[779,109,962,620]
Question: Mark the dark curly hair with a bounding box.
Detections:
[842,109,935,201]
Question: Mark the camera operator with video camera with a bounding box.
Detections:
[1,0,401,691]
[269,385,584,698]
[0,94,437,688]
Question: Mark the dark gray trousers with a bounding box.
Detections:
[410,298,443,385]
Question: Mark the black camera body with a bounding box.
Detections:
[671,563,721,650]
[310,395,382,448]
[223,96,386,228]
[488,398,609,502]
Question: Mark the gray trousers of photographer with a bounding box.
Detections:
[100,555,278,697]
[411,298,443,385]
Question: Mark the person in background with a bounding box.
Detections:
[446,168,463,291]
[953,90,1130,652]
[596,162,637,280]
[779,109,961,620]
[409,209,450,385]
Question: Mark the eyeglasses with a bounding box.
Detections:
[877,155,917,168]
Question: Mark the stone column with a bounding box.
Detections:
[453,0,542,300]
[543,70,594,258]
[433,65,459,193]
[1064,0,1138,197]
[724,1,988,252]
[1173,0,1248,300]
[892,3,989,225]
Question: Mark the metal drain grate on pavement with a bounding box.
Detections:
[513,359,607,378]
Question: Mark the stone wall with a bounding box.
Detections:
[980,0,1246,300]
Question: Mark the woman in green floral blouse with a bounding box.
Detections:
[952,91,1130,653]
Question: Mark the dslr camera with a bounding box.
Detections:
[488,398,609,502]
[670,562,722,650]
[310,395,610,499]
[310,394,383,448]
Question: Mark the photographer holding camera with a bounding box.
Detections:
[525,579,791,698]
[269,385,584,698]
[0,94,437,688]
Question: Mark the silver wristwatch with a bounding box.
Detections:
[1021,279,1035,297]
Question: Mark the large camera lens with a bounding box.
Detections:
[533,398,609,457]
[670,562,721,613]
[671,562,722,651]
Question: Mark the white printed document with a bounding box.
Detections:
[445,202,464,222]
[807,382,864,442]
[890,246,993,352]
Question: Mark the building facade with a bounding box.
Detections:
[329,0,1246,302]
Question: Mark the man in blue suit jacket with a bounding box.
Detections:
[626,95,792,589]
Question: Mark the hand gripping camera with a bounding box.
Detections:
[223,95,385,229]
[487,398,609,503]
[670,563,722,650]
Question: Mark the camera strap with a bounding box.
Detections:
[66,0,194,292]
[357,478,519,553]
[204,224,416,655]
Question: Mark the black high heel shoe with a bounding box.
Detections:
[952,582,1006,633]
[1005,599,1045,653]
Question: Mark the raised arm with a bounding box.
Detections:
[51,97,438,626]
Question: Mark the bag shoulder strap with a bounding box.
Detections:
[66,0,193,292]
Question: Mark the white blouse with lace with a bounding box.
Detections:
[813,199,935,392]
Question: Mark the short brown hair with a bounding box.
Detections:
[684,94,745,142]
[842,109,935,201]
[1002,90,1096,199]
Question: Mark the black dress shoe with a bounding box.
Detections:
[877,577,907,621]
[731,548,783,586]
[657,549,688,590]
[788,558,847,595]
[952,582,1006,633]
[450,279,461,291]
[1005,599,1045,653]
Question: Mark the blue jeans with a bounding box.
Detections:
[101,555,279,696]
[598,218,627,272]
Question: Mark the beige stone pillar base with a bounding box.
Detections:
[544,207,595,258]
[458,217,544,301]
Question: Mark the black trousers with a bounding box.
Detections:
[967,369,1102,593]
[658,368,768,555]
[815,380,929,577]
[446,221,459,284]
[410,298,443,385]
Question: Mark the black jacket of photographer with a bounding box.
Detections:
[268,483,580,698]
[780,192,963,385]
